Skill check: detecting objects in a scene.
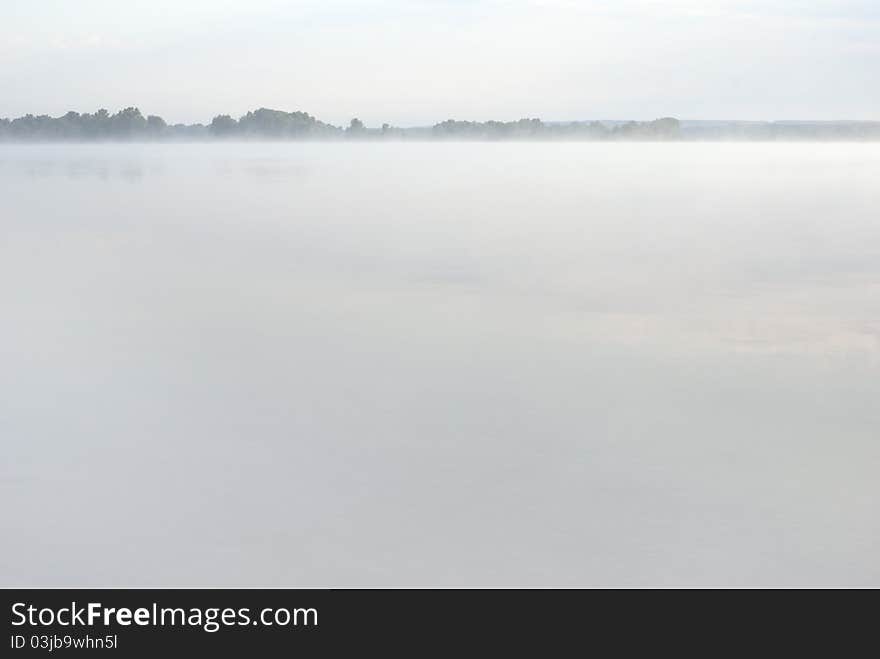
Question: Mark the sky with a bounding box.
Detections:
[1,0,878,125]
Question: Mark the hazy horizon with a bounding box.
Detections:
[3,106,879,143]
[5,107,880,129]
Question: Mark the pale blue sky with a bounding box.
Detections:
[1,0,878,125]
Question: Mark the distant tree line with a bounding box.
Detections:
[0,107,205,141]
[208,108,340,138]
[1,107,878,141]
[431,117,681,140]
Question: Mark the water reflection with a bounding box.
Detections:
[0,155,161,181]
[2,142,879,586]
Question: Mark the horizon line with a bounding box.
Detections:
[2,107,880,128]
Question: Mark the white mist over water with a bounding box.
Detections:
[2,143,879,586]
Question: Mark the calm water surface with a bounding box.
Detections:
[2,143,879,585]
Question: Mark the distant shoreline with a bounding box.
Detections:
[3,107,880,142]
[4,138,880,145]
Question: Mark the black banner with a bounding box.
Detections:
[0,588,858,654]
